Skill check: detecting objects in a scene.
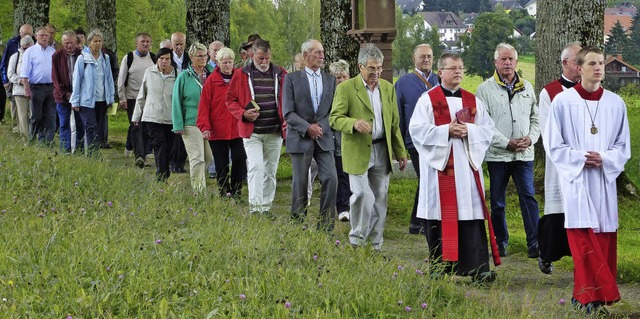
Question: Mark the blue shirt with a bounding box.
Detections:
[20,44,55,84]
[304,66,323,113]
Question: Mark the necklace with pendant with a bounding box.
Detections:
[583,98,599,135]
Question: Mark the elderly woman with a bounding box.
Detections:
[197,47,246,198]
[7,36,34,138]
[172,42,214,194]
[329,59,352,222]
[133,47,176,181]
[70,29,114,155]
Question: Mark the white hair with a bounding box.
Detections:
[494,43,517,60]
[561,41,581,61]
[358,44,384,66]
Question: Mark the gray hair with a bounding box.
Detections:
[20,36,34,47]
[159,39,172,49]
[210,40,224,48]
[301,39,320,53]
[561,41,582,61]
[188,42,207,57]
[216,47,235,61]
[87,29,103,43]
[61,31,77,41]
[493,43,517,60]
[329,59,349,76]
[413,43,432,55]
[357,44,384,66]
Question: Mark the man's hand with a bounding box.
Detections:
[202,130,211,140]
[354,119,372,134]
[120,100,128,110]
[72,106,80,111]
[584,151,602,168]
[132,121,139,126]
[243,108,260,122]
[397,157,408,171]
[515,136,531,152]
[506,139,520,152]
[307,124,323,139]
[3,83,10,90]
[449,121,468,138]
[174,130,184,136]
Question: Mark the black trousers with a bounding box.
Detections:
[79,101,107,154]
[209,138,247,196]
[334,155,351,213]
[125,98,150,158]
[170,132,187,169]
[408,147,426,228]
[145,122,174,181]
[425,219,491,276]
[0,84,6,121]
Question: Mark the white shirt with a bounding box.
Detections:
[304,67,323,113]
[361,75,384,140]
[20,44,55,84]
[173,52,184,72]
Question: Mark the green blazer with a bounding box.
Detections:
[329,76,407,175]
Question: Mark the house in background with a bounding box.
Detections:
[605,55,640,88]
[604,14,633,43]
[396,0,424,14]
[524,0,536,16]
[420,11,467,44]
[491,0,523,11]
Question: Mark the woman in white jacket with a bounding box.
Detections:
[7,36,34,137]
[132,47,176,181]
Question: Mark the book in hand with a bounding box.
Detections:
[250,100,260,110]
[455,107,473,124]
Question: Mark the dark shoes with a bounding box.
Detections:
[472,270,497,284]
[527,245,539,259]
[409,224,425,234]
[498,246,508,257]
[571,298,610,316]
[170,165,186,173]
[135,156,145,168]
[538,257,553,274]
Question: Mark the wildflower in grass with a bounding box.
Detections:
[51,208,55,212]
[1,210,6,213]
[405,306,411,312]
[416,269,424,276]
[318,282,322,288]
[107,202,113,207]
[285,301,291,309]
[225,279,230,283]
[313,254,318,261]
[397,300,403,305]
[81,208,85,212]
[74,182,78,187]
[465,291,471,298]
[239,294,246,300]
[106,266,111,272]
[2,298,6,302]
[392,272,398,279]
[397,265,404,270]
[67,316,73,319]
[421,303,428,309]
[558,298,566,306]
[155,239,162,244]
[335,240,340,246]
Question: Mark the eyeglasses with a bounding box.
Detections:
[363,66,383,73]
[441,67,465,72]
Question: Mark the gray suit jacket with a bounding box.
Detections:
[283,69,336,153]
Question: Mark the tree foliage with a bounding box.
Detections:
[461,11,514,79]
[625,13,640,65]
[319,0,359,76]
[605,20,629,54]
[12,0,50,33]
[423,0,491,13]
[186,0,229,47]
[393,6,441,72]
[508,9,535,36]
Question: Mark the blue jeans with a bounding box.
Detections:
[487,161,539,250]
[56,102,84,152]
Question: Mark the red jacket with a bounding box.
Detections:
[197,67,239,140]
[225,63,287,138]
[52,48,81,104]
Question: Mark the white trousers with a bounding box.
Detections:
[182,126,213,194]
[348,142,390,250]
[243,132,283,213]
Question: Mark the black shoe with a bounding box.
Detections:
[538,257,553,274]
[176,167,187,173]
[498,246,507,257]
[209,172,217,179]
[409,224,425,234]
[472,270,497,284]
[100,142,112,149]
[527,245,539,258]
[135,156,145,169]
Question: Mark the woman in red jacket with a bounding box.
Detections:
[197,47,247,198]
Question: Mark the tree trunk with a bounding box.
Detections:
[535,0,638,197]
[12,0,49,33]
[85,0,117,52]
[320,0,360,76]
[185,0,230,47]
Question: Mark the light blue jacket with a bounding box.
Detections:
[70,48,115,108]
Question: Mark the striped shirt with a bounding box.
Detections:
[250,65,280,134]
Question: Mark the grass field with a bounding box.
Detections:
[1,81,639,318]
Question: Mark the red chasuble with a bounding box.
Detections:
[428,86,501,266]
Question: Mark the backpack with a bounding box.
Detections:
[124,51,157,87]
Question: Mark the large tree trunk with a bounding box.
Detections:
[320,0,360,76]
[12,0,49,33]
[535,0,637,197]
[185,0,230,47]
[85,0,117,52]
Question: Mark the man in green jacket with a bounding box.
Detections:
[330,44,407,250]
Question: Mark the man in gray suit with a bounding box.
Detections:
[283,39,338,231]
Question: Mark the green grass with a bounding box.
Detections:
[0,100,639,318]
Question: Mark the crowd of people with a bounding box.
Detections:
[0,24,630,316]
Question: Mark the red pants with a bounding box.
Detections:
[566,229,620,305]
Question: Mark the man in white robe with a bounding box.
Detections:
[410,53,498,283]
[536,42,581,274]
[543,46,630,314]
